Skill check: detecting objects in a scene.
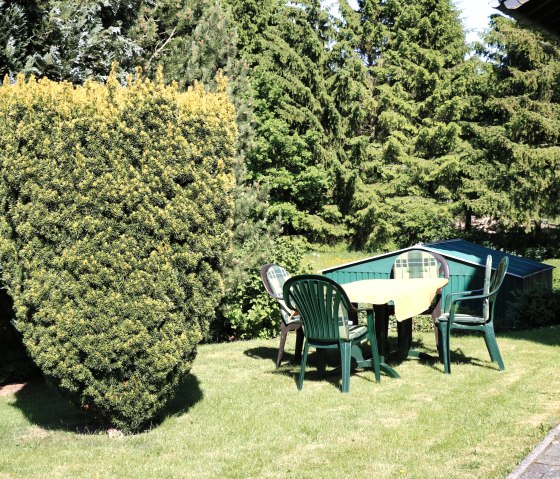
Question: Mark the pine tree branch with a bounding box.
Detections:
[148,26,177,66]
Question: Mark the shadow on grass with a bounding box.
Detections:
[10,373,202,434]
[244,345,351,368]
[244,346,281,364]
[422,348,502,372]
[415,331,508,372]
[11,378,97,433]
[246,344,391,391]
[433,327,560,371]
[153,373,203,425]
[499,325,560,346]
[377,335,502,373]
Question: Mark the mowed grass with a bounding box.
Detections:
[1,326,559,479]
[302,243,371,272]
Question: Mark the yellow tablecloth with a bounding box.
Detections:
[341,278,448,322]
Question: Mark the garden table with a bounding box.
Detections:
[342,277,449,376]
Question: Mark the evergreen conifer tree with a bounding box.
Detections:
[0,1,41,79]
[345,0,468,248]
[7,0,144,82]
[225,0,349,241]
[328,1,378,223]
[465,16,560,230]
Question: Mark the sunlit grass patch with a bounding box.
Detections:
[0,326,558,479]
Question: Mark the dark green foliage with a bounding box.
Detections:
[508,288,560,330]
[0,1,40,79]
[219,236,309,340]
[0,72,236,431]
[0,289,40,385]
[132,0,238,91]
[329,2,377,219]
[466,16,560,231]
[226,0,349,241]
[1,0,144,82]
[345,0,468,249]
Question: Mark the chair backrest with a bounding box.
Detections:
[392,249,449,280]
[482,255,492,320]
[283,275,352,341]
[261,263,290,299]
[486,256,509,321]
[490,256,509,295]
[260,263,293,322]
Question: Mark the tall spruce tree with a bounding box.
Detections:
[464,15,560,230]
[2,0,144,82]
[328,1,378,224]
[225,0,349,241]
[0,1,41,79]
[344,0,468,249]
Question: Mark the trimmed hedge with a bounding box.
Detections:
[0,70,236,432]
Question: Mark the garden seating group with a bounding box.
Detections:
[260,252,509,392]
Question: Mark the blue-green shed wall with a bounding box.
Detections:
[324,253,552,331]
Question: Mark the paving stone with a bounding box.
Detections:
[508,425,560,479]
[538,442,560,466]
[542,466,560,479]
[520,462,551,478]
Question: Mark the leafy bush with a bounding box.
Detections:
[219,236,309,340]
[0,71,236,432]
[508,288,560,330]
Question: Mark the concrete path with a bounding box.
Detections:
[507,424,560,479]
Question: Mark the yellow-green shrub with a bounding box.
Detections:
[0,71,236,432]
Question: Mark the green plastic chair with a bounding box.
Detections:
[283,274,381,392]
[260,263,303,367]
[392,249,445,279]
[435,255,509,374]
[390,249,450,357]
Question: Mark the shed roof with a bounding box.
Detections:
[322,239,554,279]
[422,239,553,279]
[491,0,560,40]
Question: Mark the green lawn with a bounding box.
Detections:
[1,326,559,479]
[302,243,372,272]
[544,258,560,289]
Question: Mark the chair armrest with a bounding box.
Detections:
[444,289,483,312]
[450,293,489,305]
[447,293,490,322]
[277,301,298,323]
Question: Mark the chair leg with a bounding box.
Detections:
[316,348,326,379]
[298,341,309,391]
[436,324,444,362]
[277,324,288,368]
[483,326,505,371]
[368,328,381,383]
[340,342,351,393]
[437,322,451,374]
[294,327,304,363]
[397,318,413,359]
[432,307,441,349]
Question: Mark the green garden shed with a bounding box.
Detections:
[322,239,554,331]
